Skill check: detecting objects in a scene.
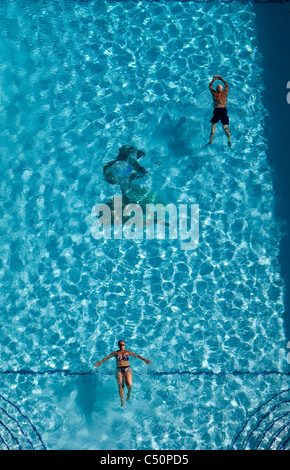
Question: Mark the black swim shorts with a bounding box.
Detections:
[210,107,229,126]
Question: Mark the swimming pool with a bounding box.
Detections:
[0,0,289,450]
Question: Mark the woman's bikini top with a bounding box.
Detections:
[116,353,130,362]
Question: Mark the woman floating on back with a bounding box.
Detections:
[94,340,151,407]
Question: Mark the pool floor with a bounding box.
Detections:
[0,0,289,450]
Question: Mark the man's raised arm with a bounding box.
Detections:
[209,75,218,91]
[217,75,229,91]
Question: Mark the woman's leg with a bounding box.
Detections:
[116,370,125,406]
[125,369,133,402]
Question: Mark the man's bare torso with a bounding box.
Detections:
[210,89,228,108]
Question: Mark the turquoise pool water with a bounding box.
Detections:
[0,0,289,450]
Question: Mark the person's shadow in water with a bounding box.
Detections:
[100,115,193,228]
[150,114,192,158]
[74,374,107,423]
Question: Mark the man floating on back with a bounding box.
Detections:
[208,75,231,147]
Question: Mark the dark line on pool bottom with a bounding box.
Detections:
[1,369,290,377]
[0,393,47,450]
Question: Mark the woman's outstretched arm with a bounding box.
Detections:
[94,351,117,367]
[128,351,151,364]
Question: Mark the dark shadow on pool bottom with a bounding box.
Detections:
[73,374,120,423]
[254,3,290,347]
